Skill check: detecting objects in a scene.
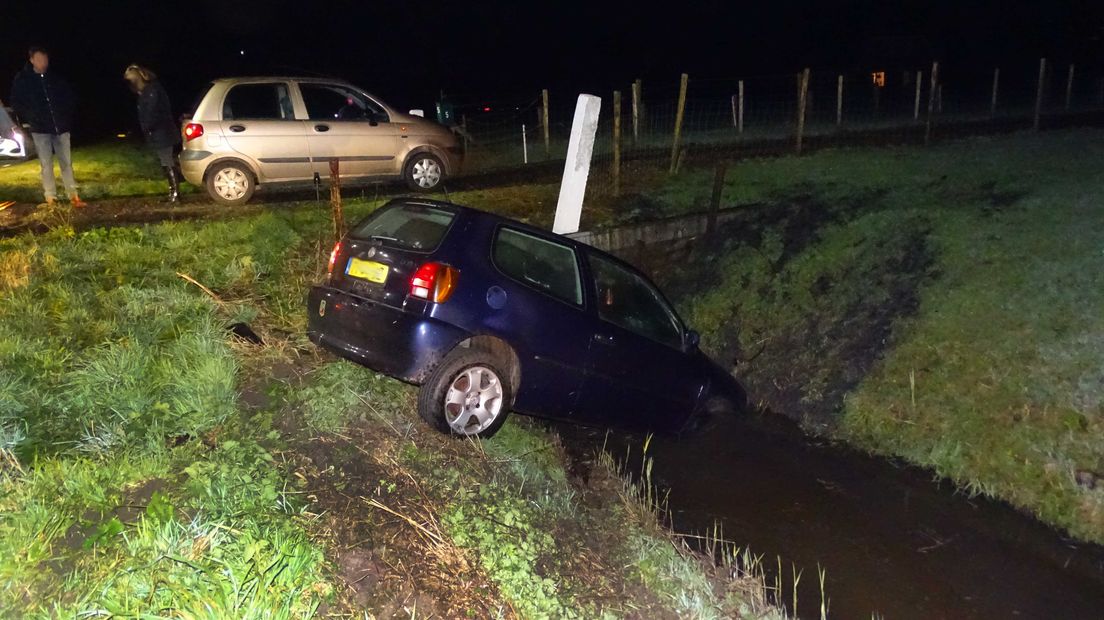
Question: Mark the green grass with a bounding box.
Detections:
[0,212,337,616]
[0,141,199,203]
[666,128,1104,543]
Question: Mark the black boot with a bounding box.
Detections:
[163,166,180,203]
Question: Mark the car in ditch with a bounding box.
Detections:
[180,77,462,205]
[306,198,747,437]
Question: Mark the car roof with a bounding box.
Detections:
[211,76,354,85]
[381,197,631,269]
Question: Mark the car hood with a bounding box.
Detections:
[392,113,453,136]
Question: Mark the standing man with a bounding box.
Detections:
[10,46,85,207]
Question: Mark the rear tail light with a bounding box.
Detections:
[327,242,342,278]
[410,262,459,303]
[183,123,204,141]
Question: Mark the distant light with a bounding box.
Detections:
[240,50,245,56]
[483,106,491,112]
[116,133,126,139]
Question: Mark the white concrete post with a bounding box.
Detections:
[552,94,601,235]
[522,124,528,164]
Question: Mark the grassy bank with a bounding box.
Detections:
[0,141,198,203]
[656,129,1104,544]
[0,198,784,616]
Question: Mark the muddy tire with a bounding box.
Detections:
[404,153,444,191]
[417,348,513,438]
[681,388,749,437]
[206,161,255,206]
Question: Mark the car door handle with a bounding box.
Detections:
[593,333,615,346]
[228,124,246,132]
[314,124,330,132]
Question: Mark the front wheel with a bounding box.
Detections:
[417,348,512,438]
[404,153,444,191]
[206,162,255,205]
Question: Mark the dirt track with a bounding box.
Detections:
[3,109,1102,238]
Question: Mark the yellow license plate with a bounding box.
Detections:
[346,258,389,284]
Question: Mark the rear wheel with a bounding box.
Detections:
[417,348,512,438]
[206,162,255,205]
[404,153,444,191]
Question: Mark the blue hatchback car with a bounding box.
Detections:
[307,198,746,437]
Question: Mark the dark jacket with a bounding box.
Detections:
[10,65,75,135]
[137,81,180,148]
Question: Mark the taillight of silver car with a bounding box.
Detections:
[410,263,459,303]
[183,123,204,142]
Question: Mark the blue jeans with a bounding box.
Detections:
[31,132,77,200]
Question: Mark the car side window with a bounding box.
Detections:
[493,228,583,306]
[300,84,388,122]
[589,253,684,349]
[223,83,294,120]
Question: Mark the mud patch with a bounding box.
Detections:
[115,477,169,524]
[286,417,509,619]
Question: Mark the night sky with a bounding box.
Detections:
[3,1,1102,139]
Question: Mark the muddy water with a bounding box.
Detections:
[557,413,1104,619]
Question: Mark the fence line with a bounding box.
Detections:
[447,57,1104,185]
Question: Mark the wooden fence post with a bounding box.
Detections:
[329,159,345,243]
[613,90,622,196]
[675,147,688,174]
[836,74,843,126]
[737,80,745,134]
[924,61,939,145]
[990,68,1000,116]
[1034,58,1047,131]
[913,70,922,120]
[1065,64,1075,110]
[731,94,738,129]
[541,88,550,154]
[670,73,688,174]
[795,68,810,154]
[631,79,641,144]
[461,114,469,152]
[707,163,727,236]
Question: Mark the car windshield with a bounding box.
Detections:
[351,204,455,251]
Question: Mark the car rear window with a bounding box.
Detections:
[493,228,582,305]
[223,83,295,120]
[351,204,455,252]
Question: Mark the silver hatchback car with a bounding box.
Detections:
[181,77,462,205]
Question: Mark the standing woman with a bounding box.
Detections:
[123,65,181,202]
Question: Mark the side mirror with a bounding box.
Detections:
[409,109,425,118]
[685,329,701,350]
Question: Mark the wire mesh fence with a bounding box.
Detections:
[446,58,1104,198]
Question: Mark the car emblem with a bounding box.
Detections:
[366,247,377,258]
[318,299,326,317]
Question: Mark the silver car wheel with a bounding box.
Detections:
[411,157,442,189]
[443,365,504,435]
[213,167,249,201]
